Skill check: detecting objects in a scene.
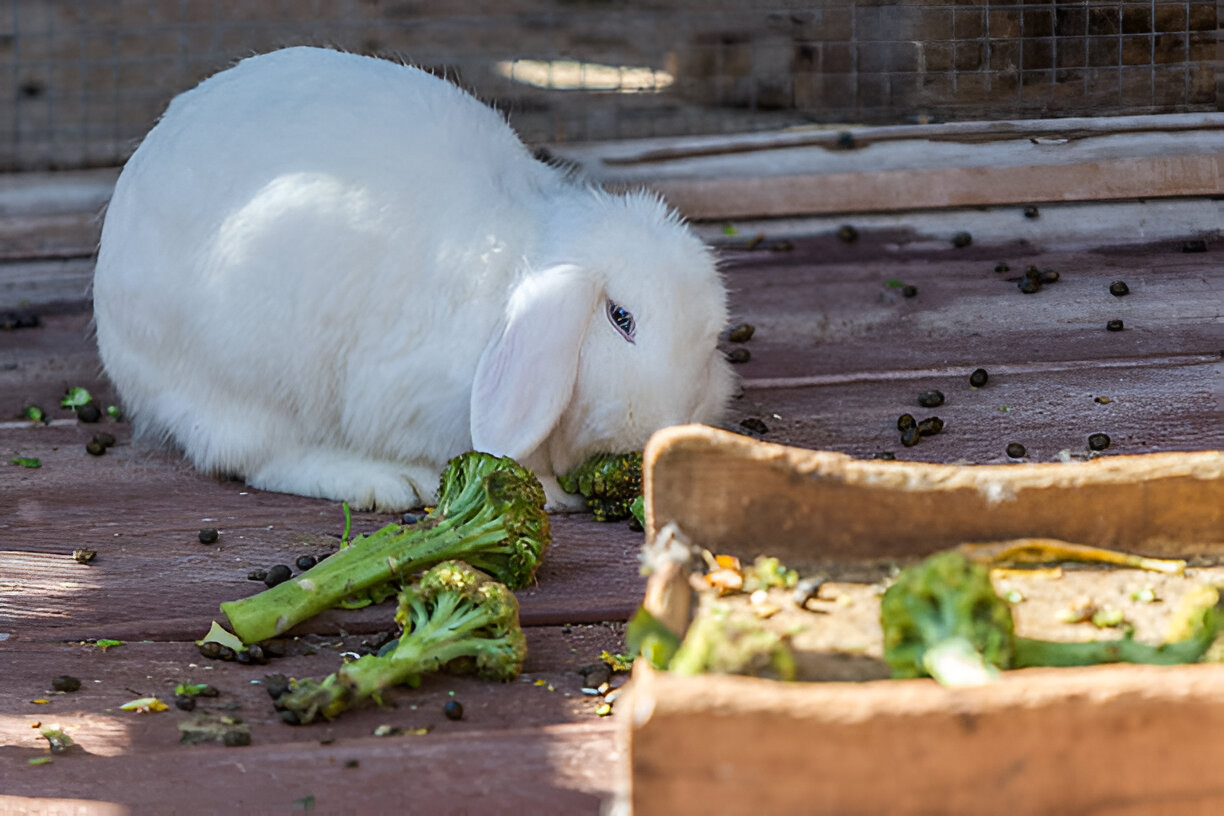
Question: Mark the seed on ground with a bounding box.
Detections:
[1109,280,1129,297]
[1088,433,1111,451]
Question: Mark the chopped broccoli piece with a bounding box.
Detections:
[881,551,1224,686]
[558,452,642,521]
[220,452,549,644]
[669,599,796,681]
[277,561,526,723]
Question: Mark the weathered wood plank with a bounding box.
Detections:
[0,422,646,637]
[554,115,1224,218]
[0,634,622,812]
[719,237,1223,380]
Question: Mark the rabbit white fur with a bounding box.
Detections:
[93,46,735,511]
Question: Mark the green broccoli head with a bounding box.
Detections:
[880,551,1015,685]
[394,559,527,681]
[558,452,643,522]
[277,560,527,724]
[432,452,550,589]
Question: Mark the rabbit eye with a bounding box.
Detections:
[607,300,636,343]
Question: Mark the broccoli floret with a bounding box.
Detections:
[669,599,797,681]
[881,551,1224,687]
[558,452,642,522]
[277,560,526,723]
[220,452,549,644]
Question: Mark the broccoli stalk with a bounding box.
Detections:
[881,551,1223,687]
[220,452,549,644]
[277,560,527,723]
[558,452,643,522]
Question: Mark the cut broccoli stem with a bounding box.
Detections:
[278,560,527,723]
[220,452,548,644]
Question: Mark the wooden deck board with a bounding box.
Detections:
[1,153,1220,812]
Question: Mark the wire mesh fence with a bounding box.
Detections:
[1,0,1218,171]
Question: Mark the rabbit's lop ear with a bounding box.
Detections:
[471,264,599,459]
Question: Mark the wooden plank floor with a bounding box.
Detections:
[2,191,1221,813]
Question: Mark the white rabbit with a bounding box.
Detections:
[92,46,736,511]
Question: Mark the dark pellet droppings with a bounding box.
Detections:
[739,417,769,434]
[1024,205,1040,219]
[235,649,253,665]
[264,564,293,588]
[872,451,896,460]
[1039,270,1060,284]
[793,576,827,608]
[728,323,755,343]
[295,555,318,572]
[401,512,424,525]
[198,641,224,660]
[917,417,944,436]
[76,402,102,423]
[579,663,612,689]
[93,432,117,448]
[262,640,288,659]
[837,225,858,243]
[85,439,107,456]
[280,710,302,726]
[1106,320,1124,332]
[175,695,197,711]
[1094,396,1113,404]
[215,645,237,662]
[197,684,220,698]
[994,263,1010,273]
[1006,442,1026,458]
[836,131,855,149]
[627,516,643,532]
[969,368,989,388]
[1109,280,1129,297]
[897,413,916,431]
[198,528,219,545]
[1182,239,1207,253]
[223,730,251,747]
[52,675,81,693]
[952,231,972,248]
[247,569,268,582]
[1088,433,1111,451]
[1018,278,1042,294]
[726,347,751,364]
[901,426,921,447]
[901,284,918,298]
[1025,265,1042,281]
[917,390,945,408]
[246,644,266,664]
[443,700,464,721]
[264,674,291,700]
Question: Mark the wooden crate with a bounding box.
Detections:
[626,425,1224,815]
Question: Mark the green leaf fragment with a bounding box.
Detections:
[197,620,246,651]
[625,606,682,671]
[60,387,93,408]
[9,457,40,468]
[28,757,53,766]
[94,639,124,651]
[39,727,75,753]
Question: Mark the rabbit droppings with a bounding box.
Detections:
[93,47,735,511]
